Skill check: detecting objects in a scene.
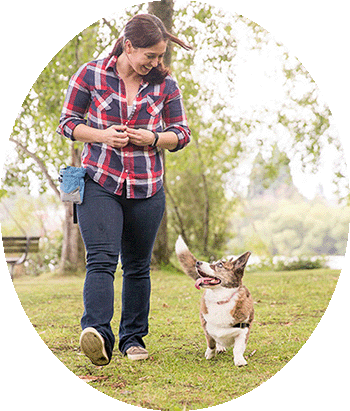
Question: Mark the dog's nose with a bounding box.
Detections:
[196,261,202,267]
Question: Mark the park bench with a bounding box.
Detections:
[2,236,41,280]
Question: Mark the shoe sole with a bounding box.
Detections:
[126,348,149,361]
[80,327,110,366]
[127,353,149,360]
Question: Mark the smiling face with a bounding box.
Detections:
[124,39,167,76]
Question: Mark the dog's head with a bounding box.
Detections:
[195,252,251,290]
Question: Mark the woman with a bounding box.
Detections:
[57,14,191,364]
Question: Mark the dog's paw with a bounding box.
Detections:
[234,356,248,367]
[216,343,226,354]
[205,347,216,360]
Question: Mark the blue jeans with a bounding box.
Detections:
[77,176,165,357]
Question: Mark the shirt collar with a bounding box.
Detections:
[106,55,118,71]
[105,54,149,87]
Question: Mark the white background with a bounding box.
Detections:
[0,1,349,410]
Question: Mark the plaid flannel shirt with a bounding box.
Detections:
[56,55,191,198]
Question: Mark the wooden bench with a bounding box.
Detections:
[2,236,41,279]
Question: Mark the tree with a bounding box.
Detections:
[148,0,175,267]
[6,23,103,273]
[3,2,348,272]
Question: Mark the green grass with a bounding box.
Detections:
[13,267,340,410]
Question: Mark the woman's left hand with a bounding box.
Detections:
[126,127,155,146]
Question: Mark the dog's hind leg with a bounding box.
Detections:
[233,330,248,366]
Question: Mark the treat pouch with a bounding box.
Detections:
[59,166,87,205]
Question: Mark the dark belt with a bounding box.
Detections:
[232,323,250,329]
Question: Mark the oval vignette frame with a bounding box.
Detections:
[0,1,349,411]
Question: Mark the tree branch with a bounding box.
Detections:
[165,185,190,245]
[9,137,60,198]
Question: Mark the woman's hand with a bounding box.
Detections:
[126,127,179,150]
[126,127,155,147]
[73,124,178,150]
[73,124,129,147]
[101,125,129,148]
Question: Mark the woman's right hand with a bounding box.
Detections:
[73,124,129,148]
[100,125,129,148]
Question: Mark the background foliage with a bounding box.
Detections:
[1,1,348,274]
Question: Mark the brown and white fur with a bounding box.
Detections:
[175,236,254,366]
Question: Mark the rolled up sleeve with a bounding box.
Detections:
[163,79,191,152]
[56,63,91,141]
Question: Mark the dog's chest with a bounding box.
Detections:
[203,291,237,326]
[202,289,248,346]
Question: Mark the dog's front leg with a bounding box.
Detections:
[216,342,226,354]
[205,337,216,360]
[201,313,216,359]
[233,331,248,366]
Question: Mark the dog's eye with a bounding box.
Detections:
[217,262,223,268]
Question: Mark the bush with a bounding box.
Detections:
[247,255,326,272]
[273,256,325,271]
[24,231,63,276]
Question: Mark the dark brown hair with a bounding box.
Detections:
[109,14,192,84]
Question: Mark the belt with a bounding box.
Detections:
[232,323,250,329]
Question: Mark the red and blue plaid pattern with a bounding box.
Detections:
[57,55,191,199]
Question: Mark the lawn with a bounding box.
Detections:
[13,267,340,410]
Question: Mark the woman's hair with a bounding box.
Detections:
[109,14,192,84]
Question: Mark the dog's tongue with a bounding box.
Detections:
[195,277,219,290]
[195,278,204,290]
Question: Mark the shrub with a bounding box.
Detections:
[247,255,326,272]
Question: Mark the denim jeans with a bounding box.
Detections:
[77,176,165,356]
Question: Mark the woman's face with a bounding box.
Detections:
[125,40,167,76]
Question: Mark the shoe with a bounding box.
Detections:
[79,327,110,366]
[126,346,149,360]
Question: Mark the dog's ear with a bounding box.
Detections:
[231,252,251,271]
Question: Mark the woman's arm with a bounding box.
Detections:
[73,124,129,148]
[56,63,91,140]
[162,80,191,152]
[125,127,178,150]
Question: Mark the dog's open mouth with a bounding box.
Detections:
[195,270,221,290]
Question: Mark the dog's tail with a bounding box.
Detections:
[175,236,200,281]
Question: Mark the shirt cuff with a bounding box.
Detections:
[56,118,87,141]
[165,126,191,152]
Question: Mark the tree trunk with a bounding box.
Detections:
[59,202,79,272]
[151,152,170,267]
[148,0,174,67]
[59,142,85,274]
[9,135,86,274]
[148,0,174,267]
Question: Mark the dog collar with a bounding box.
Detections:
[232,323,250,329]
[216,290,237,305]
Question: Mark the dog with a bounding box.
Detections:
[175,236,254,366]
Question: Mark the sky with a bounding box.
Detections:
[230,46,346,201]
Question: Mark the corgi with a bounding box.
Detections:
[175,236,254,366]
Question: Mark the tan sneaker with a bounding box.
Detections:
[126,346,149,360]
[79,327,110,366]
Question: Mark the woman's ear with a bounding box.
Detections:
[124,39,133,54]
